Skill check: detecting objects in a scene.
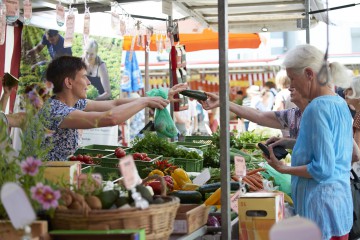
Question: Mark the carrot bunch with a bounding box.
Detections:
[232,168,265,192]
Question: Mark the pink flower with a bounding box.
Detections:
[20,157,42,176]
[30,182,45,201]
[31,183,60,210]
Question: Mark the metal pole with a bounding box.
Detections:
[218,0,231,239]
[144,47,150,124]
[305,0,310,44]
[168,16,174,120]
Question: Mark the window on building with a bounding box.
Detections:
[351,28,360,53]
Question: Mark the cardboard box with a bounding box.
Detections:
[43,161,81,186]
[238,192,284,240]
[173,204,210,235]
[0,220,48,240]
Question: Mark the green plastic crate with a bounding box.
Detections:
[172,141,210,152]
[101,153,162,178]
[74,149,113,158]
[173,158,203,172]
[81,166,121,181]
[184,135,213,145]
[81,144,130,151]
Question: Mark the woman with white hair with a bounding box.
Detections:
[265,44,353,240]
[344,76,360,152]
[83,39,111,100]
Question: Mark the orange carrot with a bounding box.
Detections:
[246,175,263,189]
[247,168,266,176]
[232,175,239,182]
[242,177,258,191]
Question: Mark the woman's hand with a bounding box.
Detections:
[168,83,188,102]
[266,136,296,150]
[144,97,169,109]
[264,146,286,172]
[200,92,219,110]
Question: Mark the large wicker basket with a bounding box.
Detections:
[52,196,180,240]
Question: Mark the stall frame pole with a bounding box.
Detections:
[218,0,231,239]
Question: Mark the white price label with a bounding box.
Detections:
[234,156,246,177]
[193,168,211,186]
[119,155,139,190]
[56,4,65,27]
[230,190,241,213]
[64,13,75,48]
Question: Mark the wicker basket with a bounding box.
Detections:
[52,196,179,240]
[52,176,180,240]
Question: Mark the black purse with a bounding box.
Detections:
[350,169,360,240]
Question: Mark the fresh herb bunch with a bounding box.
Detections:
[0,100,58,219]
[203,147,220,168]
[211,129,238,149]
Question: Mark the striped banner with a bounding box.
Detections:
[0,23,22,114]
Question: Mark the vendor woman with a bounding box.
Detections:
[39,56,187,161]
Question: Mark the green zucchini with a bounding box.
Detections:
[169,190,203,204]
[179,90,208,101]
[198,182,240,196]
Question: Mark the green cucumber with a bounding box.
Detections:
[169,190,203,204]
[179,90,208,101]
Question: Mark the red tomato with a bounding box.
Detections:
[76,154,84,161]
[143,157,152,162]
[69,155,77,161]
[133,152,142,160]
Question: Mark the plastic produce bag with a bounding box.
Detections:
[261,162,292,197]
[147,88,178,138]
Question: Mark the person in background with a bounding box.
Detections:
[265,44,353,240]
[242,85,261,131]
[344,76,360,152]
[273,70,296,111]
[26,29,72,60]
[174,98,198,138]
[128,92,145,141]
[38,56,187,161]
[82,39,112,100]
[256,81,278,111]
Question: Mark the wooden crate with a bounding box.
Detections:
[172,204,210,235]
[0,220,48,240]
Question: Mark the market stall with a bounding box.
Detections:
[1,0,352,240]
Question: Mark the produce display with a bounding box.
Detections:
[56,130,293,235]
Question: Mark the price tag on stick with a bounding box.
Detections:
[119,155,141,190]
[234,156,246,177]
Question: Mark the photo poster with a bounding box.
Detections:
[19,25,124,146]
[19,25,123,99]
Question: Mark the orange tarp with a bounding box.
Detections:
[123,28,261,52]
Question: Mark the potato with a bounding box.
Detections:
[68,201,82,210]
[85,195,102,210]
[60,191,73,207]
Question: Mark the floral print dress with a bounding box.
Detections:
[39,96,87,161]
[274,108,302,138]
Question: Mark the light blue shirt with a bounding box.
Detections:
[292,95,353,240]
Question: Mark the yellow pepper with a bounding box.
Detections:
[148,169,164,177]
[171,168,192,189]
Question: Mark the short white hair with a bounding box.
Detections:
[347,76,360,99]
[283,44,352,87]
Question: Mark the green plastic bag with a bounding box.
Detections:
[146,88,178,138]
[261,163,292,197]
